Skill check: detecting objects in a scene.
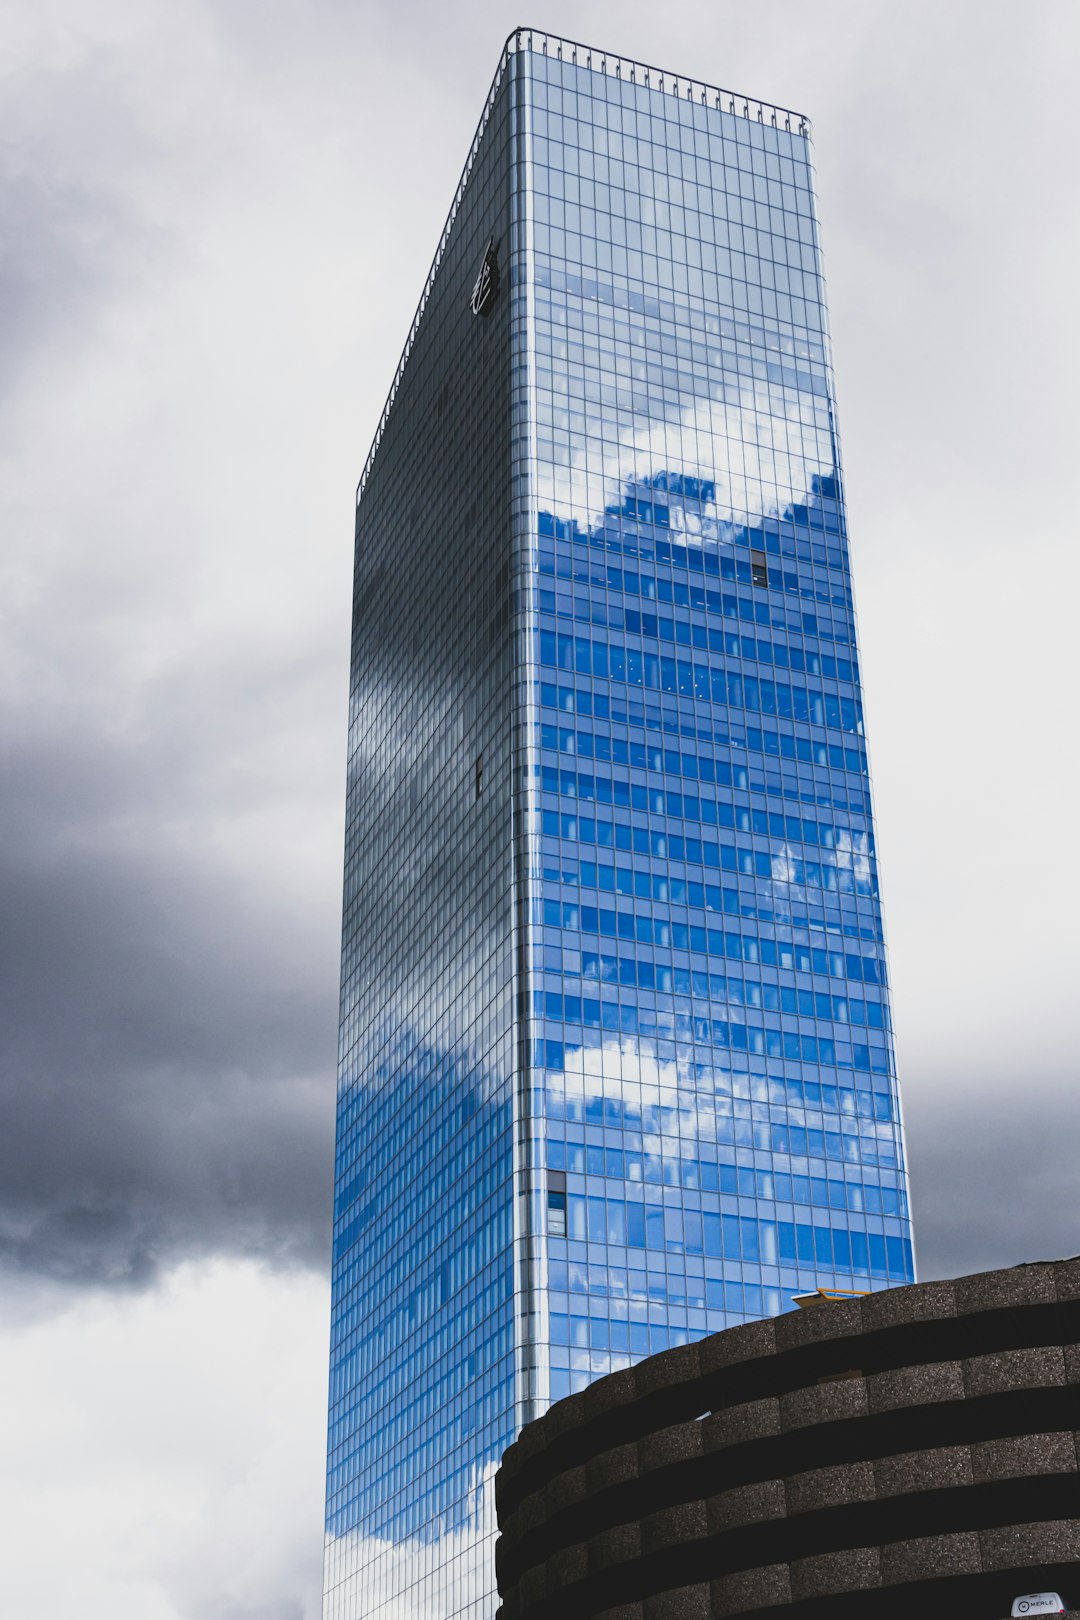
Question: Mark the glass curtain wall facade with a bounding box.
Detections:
[325,29,914,1620]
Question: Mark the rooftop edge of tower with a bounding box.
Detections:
[355,27,811,507]
[504,26,810,138]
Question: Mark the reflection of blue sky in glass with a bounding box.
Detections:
[325,31,913,1620]
[524,43,912,1416]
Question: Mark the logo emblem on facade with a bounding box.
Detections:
[470,237,499,316]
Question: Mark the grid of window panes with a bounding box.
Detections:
[323,66,519,1620]
[519,47,913,1404]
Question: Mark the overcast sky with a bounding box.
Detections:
[1,2,1077,1617]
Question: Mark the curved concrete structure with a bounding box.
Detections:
[495,1262,1080,1619]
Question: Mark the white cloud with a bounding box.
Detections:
[0,1260,328,1620]
[538,381,835,532]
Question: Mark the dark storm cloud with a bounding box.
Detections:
[0,0,1075,1305]
[907,1068,1080,1282]
[0,666,340,1288]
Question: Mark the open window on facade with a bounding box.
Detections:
[750,547,769,588]
[547,1169,567,1237]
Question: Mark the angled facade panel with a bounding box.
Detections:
[325,31,914,1620]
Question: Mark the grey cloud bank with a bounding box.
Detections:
[1,0,1077,1304]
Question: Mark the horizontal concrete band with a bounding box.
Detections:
[586,1573,1080,1620]
[499,1478,1080,1617]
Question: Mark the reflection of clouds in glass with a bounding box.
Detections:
[834,829,873,891]
[537,380,833,533]
[549,1037,731,1141]
[767,831,875,901]
[330,1019,511,1614]
[344,1007,509,1114]
[770,843,800,885]
[324,1464,497,1620]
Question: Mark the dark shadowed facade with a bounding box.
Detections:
[495,1260,1080,1618]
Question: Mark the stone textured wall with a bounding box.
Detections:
[495,1262,1080,1619]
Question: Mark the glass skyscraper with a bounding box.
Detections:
[325,30,914,1620]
